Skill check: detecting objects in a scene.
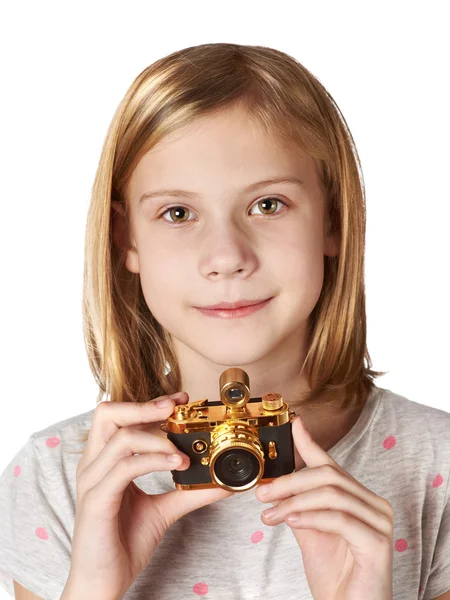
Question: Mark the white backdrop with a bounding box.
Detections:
[0,1,449,598]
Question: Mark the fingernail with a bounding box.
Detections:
[156,398,172,408]
[167,453,182,463]
[169,391,186,400]
[262,507,277,519]
[257,483,272,496]
[286,513,300,523]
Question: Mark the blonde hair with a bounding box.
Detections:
[66,42,387,455]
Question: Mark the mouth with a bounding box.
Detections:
[196,298,273,310]
[194,297,274,319]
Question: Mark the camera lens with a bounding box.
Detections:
[213,448,260,488]
[225,386,244,403]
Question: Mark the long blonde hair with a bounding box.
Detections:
[67,42,386,454]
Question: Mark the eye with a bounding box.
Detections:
[158,197,288,225]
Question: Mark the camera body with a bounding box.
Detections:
[160,367,297,492]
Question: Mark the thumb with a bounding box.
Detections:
[160,486,235,524]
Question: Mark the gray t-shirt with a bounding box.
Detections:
[0,385,449,600]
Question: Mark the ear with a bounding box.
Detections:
[111,201,140,274]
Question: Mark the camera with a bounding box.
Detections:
[159,367,297,492]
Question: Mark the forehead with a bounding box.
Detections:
[126,106,320,201]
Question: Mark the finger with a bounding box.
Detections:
[131,393,190,431]
[154,486,235,525]
[261,485,393,537]
[292,415,344,471]
[80,451,193,519]
[283,509,393,560]
[79,393,187,475]
[255,464,393,519]
[78,427,191,494]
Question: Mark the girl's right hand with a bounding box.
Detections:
[64,392,234,600]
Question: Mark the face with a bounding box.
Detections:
[112,104,338,401]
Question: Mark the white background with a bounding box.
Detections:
[0,1,449,597]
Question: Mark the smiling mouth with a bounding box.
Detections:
[194,297,273,319]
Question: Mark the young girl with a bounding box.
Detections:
[0,42,449,600]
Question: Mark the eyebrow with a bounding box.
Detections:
[139,176,306,204]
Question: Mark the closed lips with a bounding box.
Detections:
[200,298,271,310]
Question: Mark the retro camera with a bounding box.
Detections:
[160,367,297,492]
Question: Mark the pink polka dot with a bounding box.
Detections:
[13,465,21,477]
[383,436,396,450]
[395,538,408,552]
[35,527,49,540]
[432,474,444,488]
[193,582,208,596]
[251,530,264,543]
[46,437,60,448]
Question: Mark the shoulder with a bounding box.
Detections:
[373,386,450,502]
[28,407,96,462]
[375,386,450,440]
[348,386,450,512]
[0,411,97,600]
[0,408,96,514]
[30,407,95,442]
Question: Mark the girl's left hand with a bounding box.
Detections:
[255,415,394,600]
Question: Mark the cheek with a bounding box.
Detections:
[269,230,325,295]
[267,229,325,323]
[137,251,183,319]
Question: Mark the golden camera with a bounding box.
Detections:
[160,367,297,492]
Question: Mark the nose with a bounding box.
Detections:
[199,223,258,279]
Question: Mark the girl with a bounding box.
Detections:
[1,42,449,600]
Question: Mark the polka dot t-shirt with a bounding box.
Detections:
[0,385,449,599]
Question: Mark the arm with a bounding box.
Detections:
[13,580,44,600]
[13,577,123,600]
[433,591,450,600]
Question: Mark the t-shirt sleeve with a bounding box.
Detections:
[424,472,450,599]
[0,435,70,600]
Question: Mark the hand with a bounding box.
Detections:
[255,415,394,600]
[68,392,233,600]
